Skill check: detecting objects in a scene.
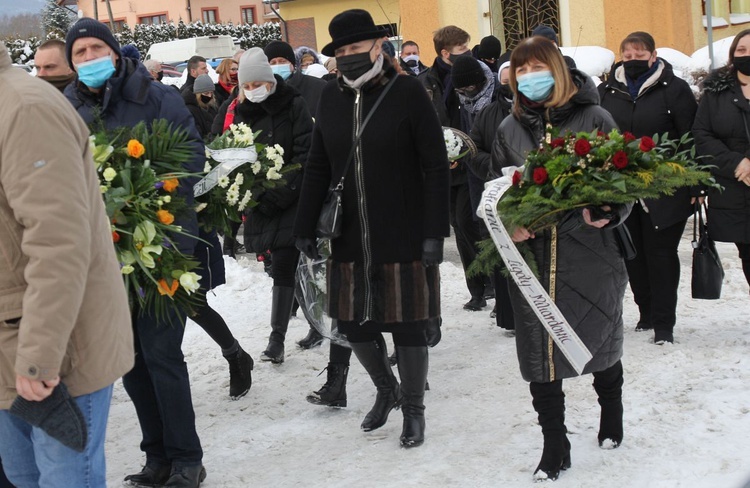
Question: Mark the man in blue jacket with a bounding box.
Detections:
[64,18,207,488]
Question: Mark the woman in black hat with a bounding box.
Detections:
[294,8,450,449]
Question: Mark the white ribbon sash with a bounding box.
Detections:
[193,147,257,197]
[477,169,592,374]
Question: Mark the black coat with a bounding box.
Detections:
[399,57,428,77]
[183,90,218,140]
[599,59,697,230]
[286,70,327,117]
[493,70,630,382]
[468,98,512,181]
[214,82,234,109]
[194,228,225,290]
[64,58,204,257]
[294,66,450,325]
[228,77,313,253]
[693,68,750,244]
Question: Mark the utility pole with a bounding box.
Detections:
[105,0,115,30]
[706,0,715,70]
[92,0,98,20]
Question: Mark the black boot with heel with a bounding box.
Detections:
[261,286,295,364]
[349,337,401,432]
[395,345,429,448]
[593,360,624,449]
[530,380,571,481]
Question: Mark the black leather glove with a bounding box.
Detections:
[422,238,444,267]
[296,237,320,260]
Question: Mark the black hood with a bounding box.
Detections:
[701,66,737,94]
[547,69,600,125]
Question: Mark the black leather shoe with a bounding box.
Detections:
[164,464,206,488]
[654,330,674,345]
[463,297,487,311]
[123,461,171,487]
[297,328,324,349]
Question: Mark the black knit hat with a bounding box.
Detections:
[478,35,502,60]
[532,25,558,45]
[65,18,122,69]
[451,55,485,88]
[264,40,296,67]
[322,9,388,56]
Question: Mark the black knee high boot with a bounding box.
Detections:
[349,336,401,432]
[593,360,624,449]
[395,345,428,448]
[261,286,295,364]
[530,380,571,481]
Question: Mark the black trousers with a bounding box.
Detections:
[493,267,515,330]
[736,242,750,287]
[450,182,485,298]
[271,246,299,288]
[624,205,687,332]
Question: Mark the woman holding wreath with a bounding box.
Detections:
[294,9,450,448]
[491,36,631,480]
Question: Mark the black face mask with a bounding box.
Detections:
[405,59,418,68]
[734,56,750,75]
[200,94,213,104]
[449,51,472,65]
[337,43,376,80]
[623,59,651,80]
[498,83,514,100]
[156,71,163,81]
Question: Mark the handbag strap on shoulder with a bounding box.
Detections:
[333,74,399,190]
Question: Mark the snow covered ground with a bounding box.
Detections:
[104,226,750,487]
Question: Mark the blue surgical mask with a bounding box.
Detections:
[517,70,555,102]
[76,55,115,89]
[271,64,292,80]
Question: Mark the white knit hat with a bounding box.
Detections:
[238,47,275,85]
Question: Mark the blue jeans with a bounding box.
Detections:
[121,308,202,466]
[0,384,113,488]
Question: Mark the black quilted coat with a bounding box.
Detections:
[493,70,631,382]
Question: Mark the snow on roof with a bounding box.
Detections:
[689,35,734,72]
[559,46,615,77]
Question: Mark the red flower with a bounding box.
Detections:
[574,138,591,156]
[112,231,120,243]
[550,137,565,149]
[597,131,609,139]
[612,150,629,169]
[533,167,548,185]
[512,170,522,186]
[639,136,655,152]
[624,132,636,143]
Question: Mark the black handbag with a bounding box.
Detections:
[315,75,398,239]
[691,202,724,299]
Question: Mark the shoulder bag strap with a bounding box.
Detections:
[332,74,399,190]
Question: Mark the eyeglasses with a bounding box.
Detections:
[455,85,478,95]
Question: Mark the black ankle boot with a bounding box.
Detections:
[530,380,570,481]
[297,327,324,349]
[396,345,428,448]
[307,362,349,407]
[261,286,295,364]
[594,360,624,448]
[350,338,401,432]
[123,460,172,486]
[225,346,253,400]
[164,464,206,487]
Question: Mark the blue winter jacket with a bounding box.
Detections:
[64,58,204,256]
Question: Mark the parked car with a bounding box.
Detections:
[145,36,235,66]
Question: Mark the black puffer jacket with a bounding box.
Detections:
[182,90,218,140]
[693,67,750,244]
[468,97,512,181]
[599,59,697,230]
[228,76,313,252]
[493,70,630,382]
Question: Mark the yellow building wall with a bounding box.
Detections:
[401,0,441,59]
[692,0,750,54]
[559,0,606,48]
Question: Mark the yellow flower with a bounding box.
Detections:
[162,178,179,193]
[121,265,135,275]
[103,167,117,182]
[156,209,175,225]
[127,139,146,159]
[179,272,201,295]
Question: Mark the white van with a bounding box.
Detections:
[145,36,236,65]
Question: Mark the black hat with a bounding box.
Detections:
[532,25,558,45]
[264,40,296,66]
[451,55,485,89]
[322,9,388,57]
[478,36,502,60]
[65,18,122,69]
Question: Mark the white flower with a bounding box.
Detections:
[195,202,208,212]
[179,272,201,295]
[204,161,212,173]
[251,162,261,175]
[238,189,253,211]
[103,167,117,182]
[121,265,135,275]
[444,128,463,161]
[273,144,284,156]
[100,185,108,194]
[218,175,230,188]
[163,195,171,203]
[235,172,244,185]
[226,182,241,206]
[266,167,281,180]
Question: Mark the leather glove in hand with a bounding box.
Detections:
[422,238,444,267]
[296,237,320,260]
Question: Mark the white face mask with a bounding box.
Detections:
[244,85,269,103]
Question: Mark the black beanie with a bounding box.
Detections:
[531,25,558,45]
[65,18,122,69]
[478,35,502,60]
[263,40,296,67]
[451,55,485,88]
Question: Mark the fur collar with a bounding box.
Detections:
[702,67,737,94]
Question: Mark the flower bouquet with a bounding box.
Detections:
[499,128,717,232]
[91,119,203,320]
[194,122,300,233]
[443,126,477,163]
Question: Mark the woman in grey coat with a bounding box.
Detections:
[491,37,631,481]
